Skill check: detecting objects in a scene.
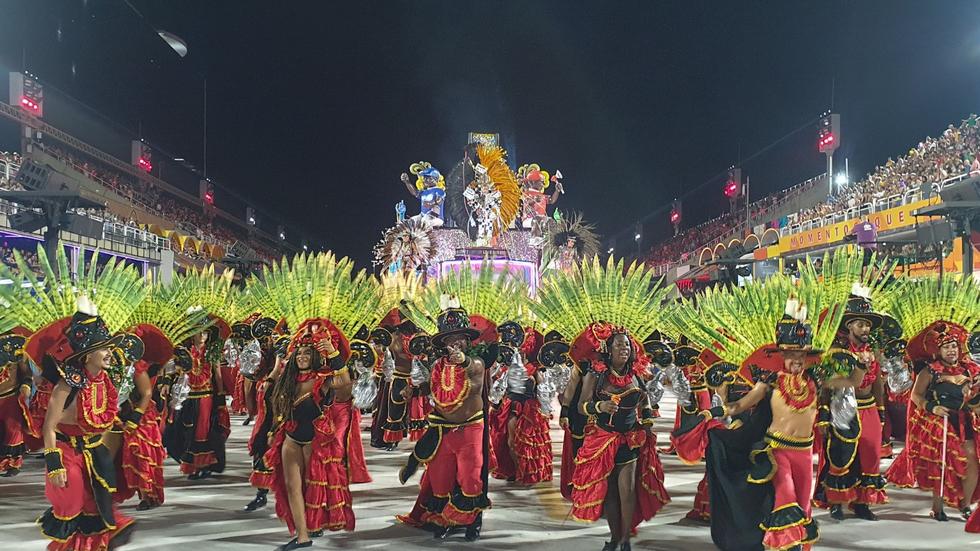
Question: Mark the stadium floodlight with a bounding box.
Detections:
[835,173,848,186]
[607,247,615,254]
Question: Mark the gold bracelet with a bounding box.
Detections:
[43,447,62,456]
[46,468,66,478]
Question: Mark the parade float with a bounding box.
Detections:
[375,132,599,292]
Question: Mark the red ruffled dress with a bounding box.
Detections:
[570,367,670,529]
[38,369,135,551]
[164,347,230,474]
[248,375,276,490]
[489,361,553,484]
[231,365,248,415]
[264,362,362,535]
[0,365,34,473]
[116,361,167,506]
[886,360,980,508]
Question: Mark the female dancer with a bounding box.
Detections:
[265,320,352,551]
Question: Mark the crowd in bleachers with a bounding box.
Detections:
[792,114,980,226]
[643,114,980,267]
[1,146,280,264]
[0,244,42,275]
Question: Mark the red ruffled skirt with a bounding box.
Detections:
[408,393,432,441]
[570,425,670,528]
[230,372,248,415]
[264,405,355,534]
[40,436,135,551]
[490,397,553,484]
[116,407,166,505]
[25,378,53,451]
[885,403,980,507]
[0,389,33,472]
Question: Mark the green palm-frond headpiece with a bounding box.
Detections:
[529,255,671,340]
[400,259,528,335]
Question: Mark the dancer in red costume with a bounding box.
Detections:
[886,320,980,522]
[244,318,288,513]
[397,300,493,542]
[815,288,889,521]
[263,319,356,550]
[570,323,670,551]
[670,345,725,522]
[0,328,32,476]
[379,311,422,449]
[36,299,143,551]
[163,319,231,480]
[489,322,553,485]
[114,324,177,511]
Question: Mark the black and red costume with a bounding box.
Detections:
[489,325,553,484]
[263,318,366,536]
[0,328,32,475]
[163,320,231,477]
[32,308,143,551]
[886,320,980,526]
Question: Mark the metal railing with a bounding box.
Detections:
[102,221,171,250]
[776,172,969,237]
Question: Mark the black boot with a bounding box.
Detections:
[601,542,616,551]
[244,490,268,512]
[308,530,323,538]
[136,499,158,511]
[243,416,253,426]
[931,508,949,522]
[274,538,312,551]
[829,504,845,521]
[618,542,631,551]
[187,471,202,480]
[1,468,19,477]
[464,513,482,542]
[853,504,878,521]
[432,525,451,540]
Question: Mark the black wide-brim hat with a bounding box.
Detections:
[431,327,482,348]
[63,311,128,364]
[840,296,883,330]
[431,307,482,348]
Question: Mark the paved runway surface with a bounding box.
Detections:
[2,398,979,550]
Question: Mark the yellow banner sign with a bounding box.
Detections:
[778,198,938,253]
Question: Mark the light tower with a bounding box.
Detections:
[818,112,840,196]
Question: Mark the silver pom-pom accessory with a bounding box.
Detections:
[645,367,666,407]
[171,374,190,411]
[239,339,263,377]
[506,352,529,394]
[537,369,557,415]
[830,387,858,430]
[552,363,572,394]
[352,375,379,410]
[223,339,240,367]
[881,356,913,394]
[115,364,136,406]
[666,364,692,407]
[381,349,396,382]
[489,362,508,404]
[410,358,430,386]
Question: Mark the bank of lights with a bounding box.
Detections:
[634,233,642,242]
[20,96,40,113]
[137,156,153,173]
[819,133,835,147]
[669,210,681,224]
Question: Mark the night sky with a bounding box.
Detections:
[2,1,980,266]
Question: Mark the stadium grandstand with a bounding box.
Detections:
[0,68,300,282]
[638,114,980,293]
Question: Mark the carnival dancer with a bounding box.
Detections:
[0,328,32,476]
[368,325,395,449]
[670,345,723,522]
[488,322,554,485]
[885,275,980,523]
[263,319,353,549]
[813,285,890,520]
[163,318,231,480]
[558,331,587,499]
[230,314,263,421]
[35,297,145,550]
[397,298,494,541]
[380,311,421,450]
[528,257,673,551]
[571,324,670,551]
[244,317,286,513]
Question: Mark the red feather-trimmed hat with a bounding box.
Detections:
[287,317,351,361]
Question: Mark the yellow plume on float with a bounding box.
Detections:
[476,144,521,235]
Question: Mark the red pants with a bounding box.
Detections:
[40,438,134,551]
[425,422,484,525]
[762,445,816,551]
